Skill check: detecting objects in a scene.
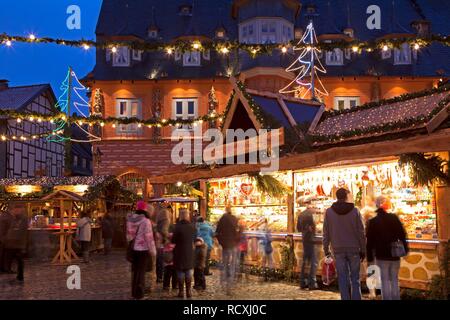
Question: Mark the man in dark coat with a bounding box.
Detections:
[0,209,14,273]
[4,202,28,282]
[215,206,240,293]
[101,213,115,255]
[172,209,196,298]
[297,202,318,290]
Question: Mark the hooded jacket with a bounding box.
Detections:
[323,201,366,256]
[172,220,196,270]
[126,210,156,255]
[366,208,409,262]
[196,221,214,249]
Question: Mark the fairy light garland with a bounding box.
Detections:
[0,32,448,56]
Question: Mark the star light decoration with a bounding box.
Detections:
[279,21,328,101]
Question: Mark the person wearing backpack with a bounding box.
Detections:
[3,202,28,283]
[76,211,92,263]
[323,188,366,300]
[366,196,409,300]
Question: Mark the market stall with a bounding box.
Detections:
[149,196,199,222]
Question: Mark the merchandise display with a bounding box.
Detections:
[294,161,437,239]
[208,174,292,232]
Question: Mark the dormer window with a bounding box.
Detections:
[183,51,201,66]
[216,28,226,39]
[112,47,130,67]
[326,48,344,66]
[179,5,192,16]
[148,28,158,39]
[239,18,293,44]
[394,43,411,65]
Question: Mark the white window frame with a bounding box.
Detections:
[116,99,143,134]
[113,47,130,67]
[394,43,412,65]
[183,51,201,66]
[172,98,198,131]
[132,50,142,61]
[326,48,344,66]
[333,96,360,110]
[381,49,392,60]
[239,18,293,44]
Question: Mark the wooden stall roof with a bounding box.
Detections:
[41,190,85,202]
[310,85,450,146]
[147,127,450,184]
[0,176,115,188]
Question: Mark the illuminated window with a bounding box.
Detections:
[116,99,142,133]
[183,51,201,66]
[334,96,360,110]
[326,49,344,66]
[173,98,198,131]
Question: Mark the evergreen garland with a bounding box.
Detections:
[399,153,450,186]
[248,173,291,198]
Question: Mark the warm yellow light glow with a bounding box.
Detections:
[352,46,358,53]
[166,48,173,55]
[29,34,36,41]
[78,120,84,125]
[1,135,6,141]
[193,42,201,50]
[112,123,116,128]
[414,43,420,50]
[306,46,312,51]
[83,44,90,50]
[100,122,105,127]
[111,46,117,53]
[176,181,183,187]
[16,118,22,123]
[29,116,34,121]
[138,123,142,128]
[5,40,12,47]
[221,47,229,54]
[281,46,287,53]
[382,45,388,51]
[37,118,42,123]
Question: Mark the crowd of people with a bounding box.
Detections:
[0,187,409,301]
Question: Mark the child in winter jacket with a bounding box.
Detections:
[162,233,177,290]
[193,237,207,290]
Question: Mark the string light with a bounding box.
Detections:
[1,135,6,141]
[192,42,201,50]
[83,43,90,50]
[111,46,117,53]
[37,118,42,123]
[414,43,420,50]
[221,47,229,54]
[5,40,12,47]
[16,118,22,123]
[166,48,173,55]
[352,46,358,53]
[29,116,34,122]
[382,45,389,51]
[281,46,287,53]
[29,34,36,41]
[100,122,105,127]
[112,123,116,128]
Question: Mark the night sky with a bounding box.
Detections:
[0,0,102,96]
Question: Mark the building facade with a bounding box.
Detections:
[85,0,449,195]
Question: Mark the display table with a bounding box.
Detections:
[27,226,103,261]
[211,231,440,290]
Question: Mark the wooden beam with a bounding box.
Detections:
[146,128,450,184]
[426,102,449,133]
[308,104,326,133]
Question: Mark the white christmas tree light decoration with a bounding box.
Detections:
[279,21,328,100]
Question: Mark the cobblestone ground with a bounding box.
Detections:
[0,250,341,300]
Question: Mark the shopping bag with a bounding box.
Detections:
[321,256,336,286]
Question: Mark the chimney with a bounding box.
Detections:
[0,80,9,91]
[411,20,431,37]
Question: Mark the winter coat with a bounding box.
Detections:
[196,221,214,249]
[156,211,170,248]
[4,213,28,250]
[297,208,316,243]
[101,216,115,239]
[0,212,14,243]
[172,220,196,270]
[366,209,409,262]
[194,242,207,269]
[323,201,366,256]
[126,211,156,255]
[76,217,92,242]
[216,213,239,250]
[163,243,175,266]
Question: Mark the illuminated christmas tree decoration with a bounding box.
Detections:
[279,21,328,100]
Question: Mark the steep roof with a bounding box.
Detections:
[310,85,450,145]
[0,84,52,111]
[90,0,450,81]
